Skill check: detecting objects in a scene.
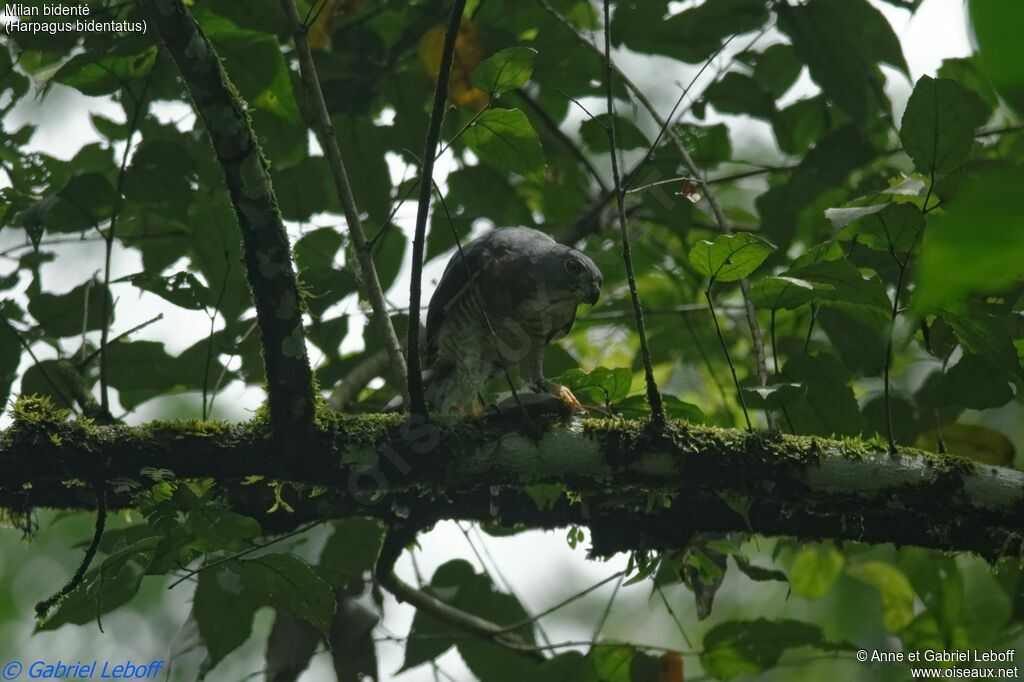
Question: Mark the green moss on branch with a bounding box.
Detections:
[1,400,1020,560]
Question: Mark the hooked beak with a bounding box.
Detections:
[584,284,601,305]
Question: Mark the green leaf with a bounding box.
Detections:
[194,566,259,674]
[689,233,774,283]
[704,72,776,120]
[90,114,128,140]
[792,259,891,320]
[771,95,829,156]
[20,360,79,409]
[750,276,828,311]
[184,508,262,553]
[373,225,407,293]
[580,114,650,153]
[130,271,212,311]
[757,125,876,247]
[749,43,803,99]
[123,139,198,208]
[237,554,335,636]
[318,518,386,588]
[53,43,157,97]
[915,423,1014,467]
[28,279,112,338]
[778,0,886,122]
[463,108,545,176]
[701,618,846,680]
[203,14,300,122]
[915,168,1024,311]
[539,652,599,682]
[847,561,916,633]
[843,202,923,253]
[823,202,888,230]
[557,366,632,405]
[402,560,538,677]
[613,0,768,64]
[273,157,337,222]
[969,0,1024,115]
[938,56,999,124]
[37,544,149,631]
[13,172,118,238]
[103,342,181,410]
[742,383,806,410]
[789,545,845,599]
[614,394,708,423]
[899,76,977,176]
[674,123,732,168]
[924,354,1014,411]
[781,354,866,436]
[591,644,634,682]
[0,318,20,409]
[473,47,537,94]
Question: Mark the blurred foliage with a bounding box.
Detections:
[1,0,1023,680]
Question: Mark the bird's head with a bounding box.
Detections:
[560,248,603,305]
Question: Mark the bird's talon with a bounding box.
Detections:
[538,382,582,415]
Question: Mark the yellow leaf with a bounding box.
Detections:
[308,0,364,51]
[417,20,488,110]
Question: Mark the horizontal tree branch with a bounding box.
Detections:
[141,0,316,436]
[3,404,1022,560]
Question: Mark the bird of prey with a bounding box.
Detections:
[424,226,603,414]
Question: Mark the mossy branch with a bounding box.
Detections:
[2,399,1023,562]
[140,0,316,437]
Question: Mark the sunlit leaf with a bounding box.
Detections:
[472,46,537,94]
[847,561,916,633]
[689,233,774,283]
[463,108,545,175]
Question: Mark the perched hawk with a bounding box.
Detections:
[424,227,603,413]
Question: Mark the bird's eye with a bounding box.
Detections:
[565,258,583,274]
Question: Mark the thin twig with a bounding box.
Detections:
[455,523,551,646]
[515,87,609,193]
[77,313,163,369]
[2,315,76,410]
[166,520,323,590]
[883,177,930,454]
[407,0,469,416]
[654,582,693,649]
[380,572,545,660]
[705,283,752,432]
[282,0,410,407]
[202,256,231,420]
[600,0,664,426]
[99,62,156,420]
[541,0,774,428]
[35,483,107,620]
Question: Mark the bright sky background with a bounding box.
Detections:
[0,1,974,679]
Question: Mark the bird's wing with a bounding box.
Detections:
[425,239,490,364]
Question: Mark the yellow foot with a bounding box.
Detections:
[549,383,582,415]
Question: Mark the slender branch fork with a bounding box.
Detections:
[601,0,665,426]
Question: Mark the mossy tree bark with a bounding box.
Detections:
[3,404,1022,561]
[140,0,316,437]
